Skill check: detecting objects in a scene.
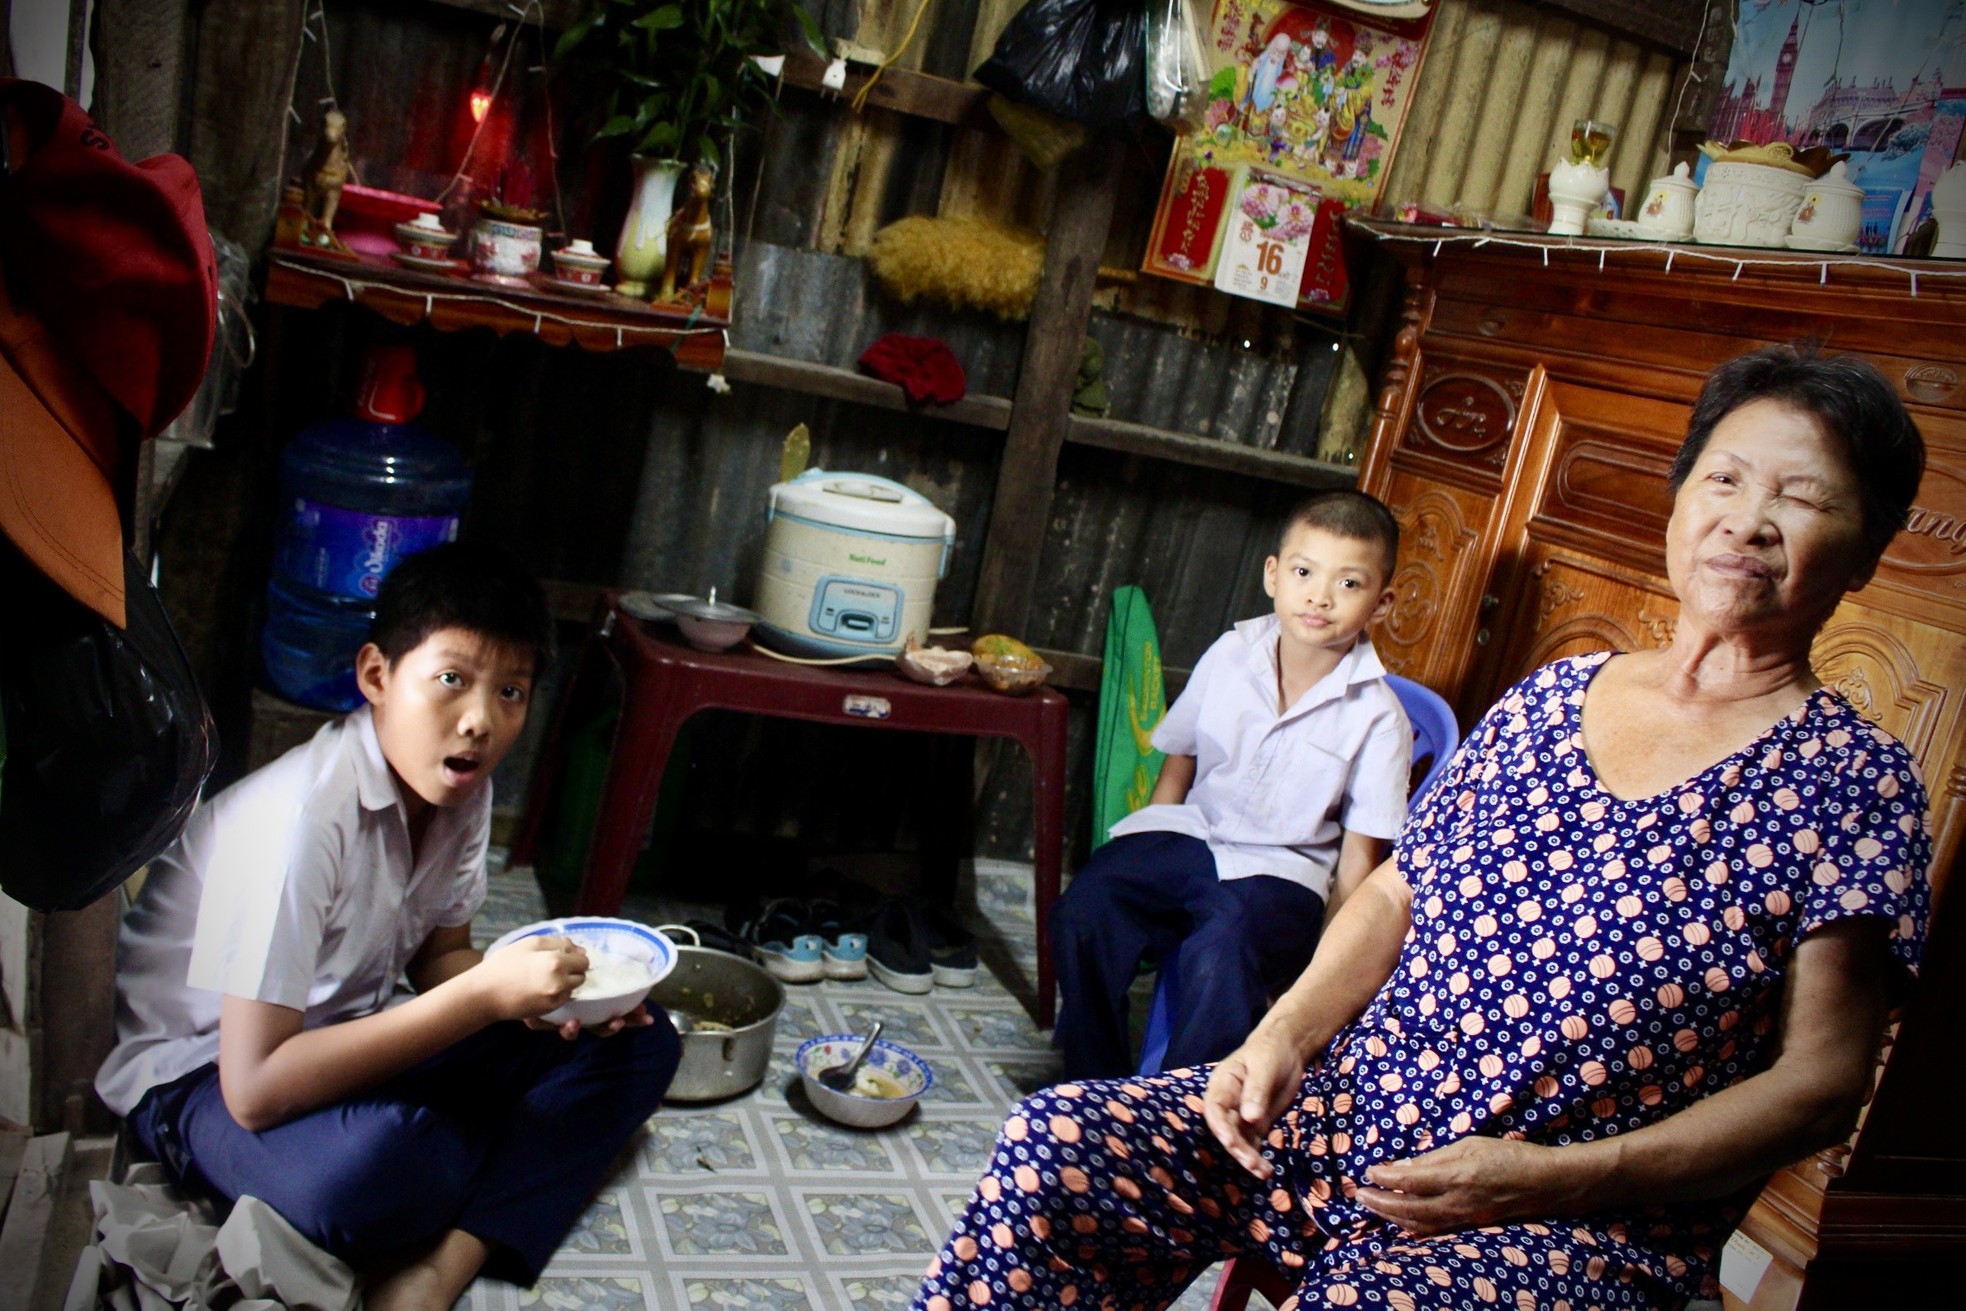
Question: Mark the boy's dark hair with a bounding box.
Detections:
[367,542,555,675]
[1669,342,1924,567]
[1278,490,1400,580]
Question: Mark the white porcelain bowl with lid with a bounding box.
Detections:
[1788,161,1864,252]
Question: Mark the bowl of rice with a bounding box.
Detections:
[486,917,677,1027]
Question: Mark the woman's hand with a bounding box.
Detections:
[1202,1026,1310,1180]
[1357,1138,1574,1234]
[473,935,587,1022]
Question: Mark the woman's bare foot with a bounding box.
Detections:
[364,1230,490,1311]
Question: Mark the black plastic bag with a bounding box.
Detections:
[0,544,218,911]
[974,0,1147,129]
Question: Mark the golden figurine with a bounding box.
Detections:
[657,163,715,302]
[299,109,352,248]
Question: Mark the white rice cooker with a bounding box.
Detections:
[754,470,955,658]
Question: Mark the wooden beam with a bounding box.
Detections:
[89,0,191,160]
[779,47,994,130]
[185,0,308,251]
[723,349,1013,429]
[1034,647,1192,699]
[971,149,1123,636]
[1066,416,1359,490]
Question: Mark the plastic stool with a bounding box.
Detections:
[512,593,1072,1025]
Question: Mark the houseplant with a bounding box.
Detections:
[555,0,823,294]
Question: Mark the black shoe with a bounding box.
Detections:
[865,898,933,995]
[923,903,978,987]
[733,898,824,983]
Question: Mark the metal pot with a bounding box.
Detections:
[650,927,784,1102]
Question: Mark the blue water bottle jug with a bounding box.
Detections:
[261,344,472,710]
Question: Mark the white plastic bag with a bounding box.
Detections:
[1144,0,1209,134]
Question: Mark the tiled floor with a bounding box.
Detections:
[465,857,1235,1311]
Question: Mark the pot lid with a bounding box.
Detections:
[769,469,955,540]
[1807,161,1864,198]
[1648,161,1698,194]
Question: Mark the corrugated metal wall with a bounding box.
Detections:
[1380,0,1680,217]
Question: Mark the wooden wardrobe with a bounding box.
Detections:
[1354,225,1966,1307]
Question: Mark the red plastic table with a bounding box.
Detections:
[511,593,1069,1025]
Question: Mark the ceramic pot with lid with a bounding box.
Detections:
[1788,161,1864,252]
[1634,162,1699,241]
[1693,143,1812,248]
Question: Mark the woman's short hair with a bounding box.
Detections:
[1669,344,1926,565]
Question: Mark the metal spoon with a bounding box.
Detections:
[816,1022,883,1093]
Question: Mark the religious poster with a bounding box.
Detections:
[1143,0,1436,309]
[1706,0,1964,254]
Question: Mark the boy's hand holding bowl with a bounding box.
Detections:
[485,918,678,1039]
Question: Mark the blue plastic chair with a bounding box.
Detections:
[1135,675,1459,1076]
[1133,676,1461,1311]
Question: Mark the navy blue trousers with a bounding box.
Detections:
[128,1017,680,1284]
[1050,831,1324,1079]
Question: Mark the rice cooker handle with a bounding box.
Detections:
[821,473,919,504]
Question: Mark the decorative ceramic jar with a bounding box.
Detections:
[1692,142,1810,248]
[393,212,454,260]
[467,217,543,281]
[1634,162,1699,241]
[553,238,611,287]
[1932,162,1966,260]
[1546,157,1610,237]
[615,155,686,297]
[1786,161,1864,252]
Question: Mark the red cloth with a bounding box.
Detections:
[858,334,967,405]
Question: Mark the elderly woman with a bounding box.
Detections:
[915,344,1932,1311]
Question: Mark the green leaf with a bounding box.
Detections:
[552,11,602,60]
[596,114,637,139]
[791,5,825,56]
[633,3,684,31]
[638,120,681,155]
[698,135,720,170]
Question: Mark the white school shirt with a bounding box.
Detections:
[95,706,491,1117]
[1106,616,1410,900]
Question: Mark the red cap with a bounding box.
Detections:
[0,78,217,627]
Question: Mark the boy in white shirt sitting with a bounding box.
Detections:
[1051,492,1410,1078]
[96,544,680,1311]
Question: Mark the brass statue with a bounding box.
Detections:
[299,109,352,247]
[658,163,715,301]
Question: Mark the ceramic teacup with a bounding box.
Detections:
[394,213,454,261]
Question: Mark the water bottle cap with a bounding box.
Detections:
[354,344,425,424]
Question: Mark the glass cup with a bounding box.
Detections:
[1571,119,1617,167]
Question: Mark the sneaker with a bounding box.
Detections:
[865,898,933,995]
[923,904,979,988]
[735,898,825,983]
[808,897,869,980]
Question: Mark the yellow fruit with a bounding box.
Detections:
[972,633,1039,665]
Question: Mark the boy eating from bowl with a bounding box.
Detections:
[96,543,681,1311]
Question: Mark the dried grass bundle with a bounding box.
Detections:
[866,216,1045,321]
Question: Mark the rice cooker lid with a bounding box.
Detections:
[769,471,955,541]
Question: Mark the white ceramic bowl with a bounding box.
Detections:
[486,917,677,1027]
[670,598,761,652]
[797,1034,933,1128]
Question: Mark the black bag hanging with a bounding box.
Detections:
[0,543,218,911]
[973,0,1149,129]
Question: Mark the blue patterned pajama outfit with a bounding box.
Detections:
[918,655,1931,1311]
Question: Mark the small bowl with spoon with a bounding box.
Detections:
[797,1024,932,1128]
